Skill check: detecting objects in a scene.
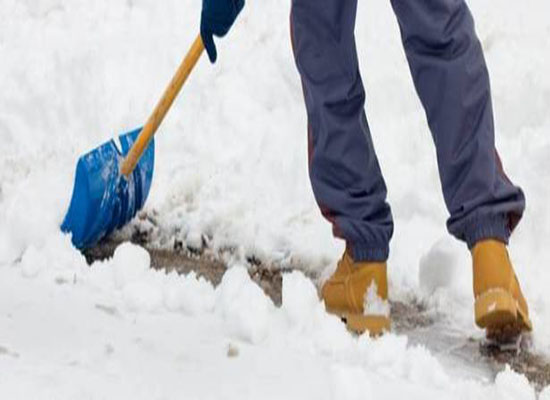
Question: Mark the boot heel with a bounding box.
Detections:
[344,313,390,337]
[475,288,517,329]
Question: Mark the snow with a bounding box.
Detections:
[215,266,275,344]
[111,242,151,288]
[541,386,550,400]
[0,247,541,398]
[1,0,550,398]
[281,270,321,330]
[363,282,391,317]
[495,366,537,400]
[163,271,215,316]
[419,239,466,297]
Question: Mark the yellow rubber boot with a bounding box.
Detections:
[472,240,532,338]
[321,251,390,336]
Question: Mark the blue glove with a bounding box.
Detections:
[200,0,245,63]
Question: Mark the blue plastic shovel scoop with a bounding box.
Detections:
[62,35,205,249]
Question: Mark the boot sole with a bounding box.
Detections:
[329,311,390,337]
[475,288,533,333]
[344,314,390,336]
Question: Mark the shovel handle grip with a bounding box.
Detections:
[120,34,205,177]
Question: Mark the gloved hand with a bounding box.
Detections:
[200,0,245,63]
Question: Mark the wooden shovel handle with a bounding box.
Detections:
[120,34,204,177]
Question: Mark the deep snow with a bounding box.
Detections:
[1,0,550,398]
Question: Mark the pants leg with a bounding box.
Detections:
[390,0,525,247]
[290,0,394,261]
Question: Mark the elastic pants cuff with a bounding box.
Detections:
[348,243,389,262]
[463,214,511,249]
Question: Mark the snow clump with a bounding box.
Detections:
[215,265,275,344]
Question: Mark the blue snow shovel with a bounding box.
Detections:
[62,35,205,249]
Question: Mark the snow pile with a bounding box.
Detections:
[86,242,216,316]
[216,266,275,343]
[281,270,321,330]
[0,243,544,398]
[111,243,151,286]
[163,271,215,316]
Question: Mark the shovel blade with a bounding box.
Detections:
[61,128,155,249]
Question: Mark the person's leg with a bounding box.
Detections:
[390,0,531,337]
[290,0,393,262]
[390,0,525,247]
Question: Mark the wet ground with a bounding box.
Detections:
[85,238,550,391]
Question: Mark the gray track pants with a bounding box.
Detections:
[290,0,525,261]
